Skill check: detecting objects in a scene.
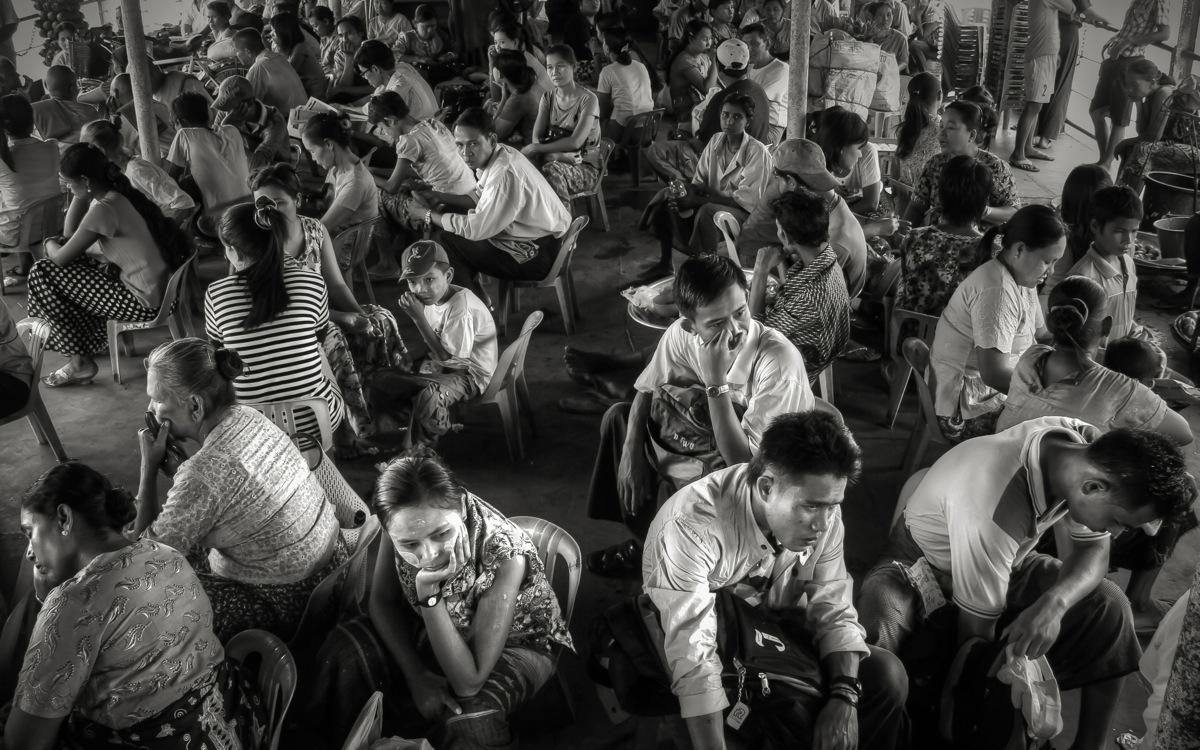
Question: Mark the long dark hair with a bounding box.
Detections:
[1061,164,1112,264]
[303,111,354,148]
[219,200,290,329]
[668,19,712,81]
[269,12,306,54]
[249,162,302,198]
[897,72,938,159]
[816,106,869,173]
[0,94,34,171]
[601,26,662,92]
[59,143,191,269]
[976,203,1067,269]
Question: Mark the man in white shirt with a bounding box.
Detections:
[234,27,307,112]
[858,417,1194,750]
[645,411,908,749]
[352,39,439,121]
[740,22,788,144]
[586,254,816,578]
[406,107,570,299]
[31,65,96,146]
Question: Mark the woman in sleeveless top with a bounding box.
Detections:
[522,44,601,204]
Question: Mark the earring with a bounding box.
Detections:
[61,527,69,536]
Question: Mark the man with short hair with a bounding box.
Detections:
[212,75,291,168]
[586,253,815,578]
[31,65,96,146]
[234,27,307,111]
[325,15,373,102]
[195,0,238,61]
[353,39,438,120]
[404,107,571,298]
[737,139,869,299]
[740,22,787,145]
[108,73,176,157]
[859,417,1194,750]
[645,411,909,750]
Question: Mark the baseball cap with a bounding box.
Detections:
[716,39,749,71]
[772,138,840,192]
[400,240,450,280]
[213,75,255,111]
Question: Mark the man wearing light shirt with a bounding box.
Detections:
[353,39,438,121]
[234,27,308,112]
[644,411,909,750]
[740,23,787,144]
[406,107,570,298]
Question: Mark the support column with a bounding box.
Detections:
[788,0,812,137]
[118,0,158,164]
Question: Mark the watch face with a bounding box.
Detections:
[425,594,438,606]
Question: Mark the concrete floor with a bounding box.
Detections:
[1,128,1198,748]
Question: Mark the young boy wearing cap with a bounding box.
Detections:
[374,240,498,450]
[212,75,291,169]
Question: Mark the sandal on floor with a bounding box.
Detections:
[1027,150,1055,162]
[1115,731,1141,750]
[586,538,643,578]
[3,269,28,289]
[1009,159,1040,173]
[840,344,882,363]
[42,362,98,387]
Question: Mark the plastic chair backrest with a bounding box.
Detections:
[15,317,49,376]
[712,211,741,263]
[10,193,65,253]
[901,337,942,438]
[149,252,198,327]
[890,468,930,530]
[536,215,588,285]
[339,692,383,750]
[225,629,297,750]
[623,108,664,148]
[333,217,384,269]
[244,397,335,452]
[509,515,582,626]
[312,455,370,529]
[887,307,939,367]
[479,311,543,402]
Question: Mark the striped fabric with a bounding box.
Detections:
[204,266,344,434]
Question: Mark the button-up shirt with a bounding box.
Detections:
[690,131,772,213]
[1066,246,1139,340]
[643,463,869,719]
[442,144,571,262]
[1104,0,1169,59]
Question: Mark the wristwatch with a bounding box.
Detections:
[705,383,731,399]
[418,590,442,608]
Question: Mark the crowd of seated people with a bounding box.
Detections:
[4,0,1200,748]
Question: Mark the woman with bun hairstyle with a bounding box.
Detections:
[998,276,1192,631]
[5,462,266,750]
[0,94,65,291]
[904,100,1019,229]
[305,454,572,747]
[891,72,941,215]
[81,118,196,223]
[930,204,1066,441]
[27,143,191,387]
[204,200,346,437]
[135,337,343,641]
[302,112,380,239]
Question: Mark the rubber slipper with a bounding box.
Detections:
[840,345,882,363]
[1115,731,1142,750]
[3,271,27,289]
[1009,159,1040,172]
[1027,150,1055,161]
[558,393,617,415]
[43,362,98,387]
[586,539,643,578]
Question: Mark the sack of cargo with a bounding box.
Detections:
[814,68,877,118]
[871,50,901,112]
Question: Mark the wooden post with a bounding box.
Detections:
[1173,0,1199,79]
[788,0,812,137]
[118,0,158,164]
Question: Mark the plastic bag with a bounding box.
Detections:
[816,69,877,118]
[871,50,901,113]
[995,653,1063,741]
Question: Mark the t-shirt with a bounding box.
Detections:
[30,98,97,144]
[1025,0,1076,59]
[746,57,789,128]
[167,125,251,218]
[324,160,380,235]
[421,285,499,394]
[996,345,1168,433]
[394,119,477,194]
[597,60,654,125]
[635,317,814,450]
[381,64,439,121]
[832,141,881,201]
[903,417,1110,619]
[79,191,170,309]
[931,258,1042,419]
[247,51,308,112]
[125,157,196,220]
[0,136,61,246]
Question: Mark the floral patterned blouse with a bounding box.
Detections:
[896,116,941,188]
[914,149,1020,226]
[394,493,575,656]
[15,539,224,729]
[895,225,984,316]
[286,215,332,273]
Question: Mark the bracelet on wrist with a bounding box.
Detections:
[829,690,859,708]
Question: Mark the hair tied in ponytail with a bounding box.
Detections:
[1049,299,1088,325]
[214,347,245,380]
[253,195,277,230]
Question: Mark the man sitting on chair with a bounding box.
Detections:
[586,253,814,578]
[212,75,291,169]
[31,65,97,147]
[404,107,570,301]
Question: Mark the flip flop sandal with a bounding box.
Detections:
[42,363,97,387]
[840,345,882,362]
[586,539,643,578]
[1115,731,1141,749]
[2,270,27,288]
[1009,159,1040,173]
[1027,151,1055,161]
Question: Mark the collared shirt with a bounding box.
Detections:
[1104,0,1169,59]
[643,463,869,719]
[31,97,97,144]
[903,417,1109,618]
[248,51,308,112]
[1066,246,1139,339]
[442,144,571,261]
[236,102,291,169]
[691,132,772,213]
[635,318,814,450]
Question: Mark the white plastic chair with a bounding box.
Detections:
[712,211,741,264]
[4,318,67,461]
[567,139,616,231]
[340,692,383,750]
[0,193,66,296]
[498,216,588,337]
[225,629,297,750]
[900,338,951,475]
[457,311,542,462]
[107,252,198,384]
[334,217,385,305]
[883,305,940,429]
[244,397,335,453]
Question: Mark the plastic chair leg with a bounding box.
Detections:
[494,392,520,462]
[496,281,513,339]
[554,278,575,335]
[884,363,913,429]
[901,423,930,476]
[566,269,581,321]
[356,260,376,303]
[517,373,536,437]
[593,190,610,232]
[108,327,122,384]
[30,397,67,462]
[629,149,642,188]
[816,364,835,406]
